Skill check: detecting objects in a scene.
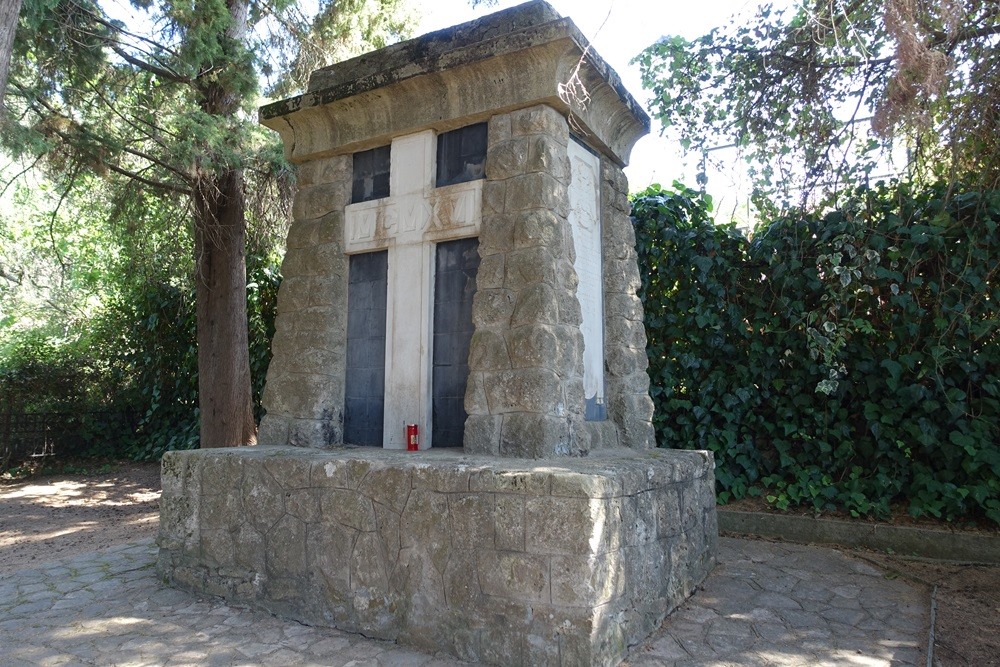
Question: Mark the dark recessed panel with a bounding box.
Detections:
[436,123,487,187]
[432,238,481,447]
[344,251,388,446]
[352,145,391,203]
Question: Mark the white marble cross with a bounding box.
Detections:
[344,130,482,449]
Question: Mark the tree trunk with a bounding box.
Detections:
[193,168,257,447]
[189,0,256,448]
[0,0,24,112]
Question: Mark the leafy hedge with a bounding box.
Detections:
[633,182,1000,524]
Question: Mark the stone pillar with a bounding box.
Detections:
[466,105,586,457]
[257,155,352,448]
[601,159,656,449]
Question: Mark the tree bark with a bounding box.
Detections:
[0,0,24,112]
[193,168,257,447]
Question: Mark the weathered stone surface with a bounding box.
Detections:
[513,208,563,249]
[472,288,515,327]
[296,155,352,187]
[526,134,569,181]
[464,371,489,414]
[507,324,559,369]
[484,368,563,414]
[494,494,525,551]
[158,447,717,667]
[482,180,507,215]
[468,330,511,371]
[488,113,512,146]
[508,283,558,328]
[503,172,568,216]
[511,104,570,142]
[292,182,351,221]
[485,137,529,181]
[499,413,570,457]
[475,254,506,290]
[462,414,502,456]
[605,292,644,322]
[478,213,515,256]
[503,246,558,290]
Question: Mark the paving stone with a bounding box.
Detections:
[0,536,928,667]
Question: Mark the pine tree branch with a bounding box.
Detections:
[111,45,192,85]
[102,159,192,195]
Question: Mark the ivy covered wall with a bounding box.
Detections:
[633,183,1000,524]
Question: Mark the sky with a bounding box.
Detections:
[416,0,765,214]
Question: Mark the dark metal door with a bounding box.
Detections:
[344,251,388,446]
[432,238,480,447]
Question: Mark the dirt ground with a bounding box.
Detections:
[0,462,997,665]
[861,552,1000,667]
[0,461,161,575]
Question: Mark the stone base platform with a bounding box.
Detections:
[156,446,718,666]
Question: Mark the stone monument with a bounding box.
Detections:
[157,2,718,665]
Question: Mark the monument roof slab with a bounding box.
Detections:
[259,0,649,166]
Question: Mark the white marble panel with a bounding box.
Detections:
[568,138,605,419]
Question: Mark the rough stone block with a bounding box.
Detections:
[411,465,471,493]
[287,417,342,448]
[485,136,529,181]
[503,172,567,216]
[285,220,320,251]
[484,368,563,414]
[550,553,622,606]
[499,412,570,458]
[507,324,559,369]
[494,494,525,551]
[464,371,490,414]
[513,208,564,250]
[510,283,559,328]
[469,330,512,371]
[476,253,506,291]
[526,134,569,181]
[479,550,549,603]
[605,345,642,377]
[478,213,515,256]
[257,414,288,447]
[605,293,644,322]
[292,182,350,221]
[266,514,308,577]
[488,112,512,146]
[323,489,376,531]
[296,155,352,187]
[463,414,502,456]
[449,494,495,548]
[482,180,507,215]
[525,496,607,555]
[511,104,569,141]
[472,288,514,327]
[504,246,558,291]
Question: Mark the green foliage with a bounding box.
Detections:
[634,1,1000,206]
[97,256,280,461]
[633,181,1000,524]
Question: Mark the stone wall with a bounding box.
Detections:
[257,156,352,448]
[157,446,718,666]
